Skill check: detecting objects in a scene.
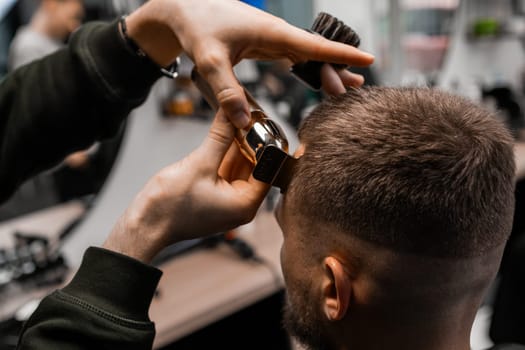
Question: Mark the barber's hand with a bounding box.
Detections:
[126,0,374,128]
[103,111,268,264]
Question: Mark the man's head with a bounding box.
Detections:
[37,0,84,41]
[275,87,515,350]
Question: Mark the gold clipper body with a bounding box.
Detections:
[191,68,297,192]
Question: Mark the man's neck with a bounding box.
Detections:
[333,314,473,350]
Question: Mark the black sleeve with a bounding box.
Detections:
[17,247,163,350]
[0,19,161,203]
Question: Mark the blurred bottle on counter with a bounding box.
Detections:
[161,55,204,118]
[162,76,196,117]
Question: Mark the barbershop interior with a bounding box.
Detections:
[1,0,525,349]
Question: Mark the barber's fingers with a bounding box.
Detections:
[216,132,268,199]
[321,64,346,95]
[200,111,268,193]
[192,111,268,227]
[338,69,364,88]
[195,49,250,129]
[246,173,271,195]
[199,110,238,171]
[218,143,238,180]
[228,172,271,212]
[268,24,374,67]
[219,143,252,181]
[320,64,365,95]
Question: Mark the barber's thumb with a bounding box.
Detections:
[215,84,251,129]
[200,110,237,170]
[202,64,250,128]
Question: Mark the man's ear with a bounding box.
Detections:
[321,256,351,321]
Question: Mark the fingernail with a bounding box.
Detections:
[234,110,251,129]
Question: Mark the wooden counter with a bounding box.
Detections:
[149,209,284,348]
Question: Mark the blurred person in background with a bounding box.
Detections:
[8,0,84,71]
[7,0,122,205]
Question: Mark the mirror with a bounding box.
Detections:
[372,0,460,86]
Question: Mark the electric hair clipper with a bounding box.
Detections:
[192,12,360,192]
[191,68,297,193]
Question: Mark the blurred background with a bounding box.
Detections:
[1,0,525,349]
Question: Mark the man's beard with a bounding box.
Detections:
[282,290,334,350]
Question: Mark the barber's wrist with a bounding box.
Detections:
[103,194,170,264]
[125,0,182,67]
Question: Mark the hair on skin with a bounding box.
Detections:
[289,87,516,258]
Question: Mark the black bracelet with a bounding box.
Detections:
[119,15,179,79]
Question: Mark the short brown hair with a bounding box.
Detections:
[289,87,515,258]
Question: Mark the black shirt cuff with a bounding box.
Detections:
[62,247,162,321]
[70,19,162,105]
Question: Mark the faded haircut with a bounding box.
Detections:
[289,87,515,258]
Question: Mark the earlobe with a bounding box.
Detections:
[322,256,352,321]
